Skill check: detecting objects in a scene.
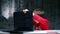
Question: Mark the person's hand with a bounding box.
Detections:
[33,13,35,16]
[23,9,29,14]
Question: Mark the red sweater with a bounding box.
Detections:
[33,13,50,30]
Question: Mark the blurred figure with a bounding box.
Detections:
[33,8,50,30]
[22,8,50,30]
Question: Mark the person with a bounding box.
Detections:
[33,8,50,30]
[22,8,50,30]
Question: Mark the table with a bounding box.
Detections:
[23,30,60,34]
[0,31,10,34]
[1,30,60,34]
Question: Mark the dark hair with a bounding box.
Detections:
[34,8,44,11]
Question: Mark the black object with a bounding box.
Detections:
[13,11,33,31]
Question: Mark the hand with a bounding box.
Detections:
[23,9,29,14]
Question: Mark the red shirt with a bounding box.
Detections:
[33,13,50,30]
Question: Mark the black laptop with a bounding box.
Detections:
[13,11,33,32]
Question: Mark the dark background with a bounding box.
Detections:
[0,0,59,31]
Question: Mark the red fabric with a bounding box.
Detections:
[33,13,50,30]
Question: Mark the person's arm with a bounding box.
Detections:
[33,19,39,23]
